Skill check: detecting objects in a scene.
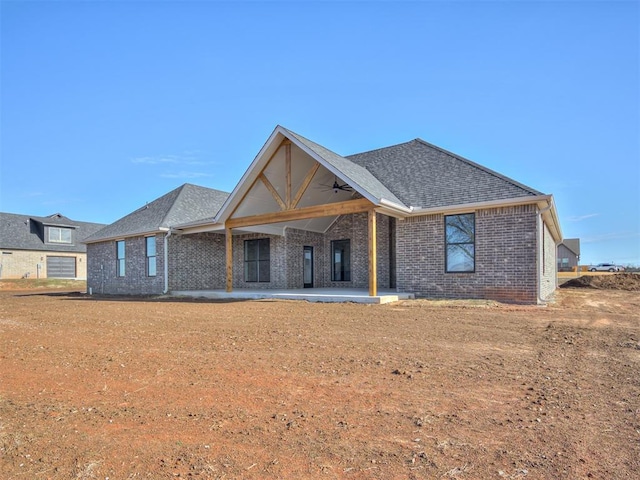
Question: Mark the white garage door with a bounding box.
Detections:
[47,256,76,278]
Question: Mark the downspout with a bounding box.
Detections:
[163,229,172,294]
[537,203,552,304]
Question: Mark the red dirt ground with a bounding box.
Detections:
[560,272,640,291]
[1,282,638,479]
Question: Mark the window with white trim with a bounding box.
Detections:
[48,227,72,244]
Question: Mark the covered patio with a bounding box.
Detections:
[175,126,411,299]
[169,287,414,304]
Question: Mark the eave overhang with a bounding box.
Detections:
[404,194,562,242]
[83,227,170,245]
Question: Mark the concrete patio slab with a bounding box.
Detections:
[169,288,414,304]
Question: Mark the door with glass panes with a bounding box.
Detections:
[303,246,313,288]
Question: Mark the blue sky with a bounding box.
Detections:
[1,0,639,265]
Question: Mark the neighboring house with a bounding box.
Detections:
[557,238,580,271]
[0,212,105,279]
[85,125,562,303]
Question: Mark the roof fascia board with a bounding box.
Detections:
[31,218,78,229]
[83,227,168,245]
[173,217,218,230]
[176,223,225,235]
[213,126,287,224]
[378,198,412,215]
[408,195,551,217]
[541,195,562,242]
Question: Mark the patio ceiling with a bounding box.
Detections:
[230,141,358,233]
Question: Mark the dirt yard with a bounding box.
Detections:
[1,282,638,479]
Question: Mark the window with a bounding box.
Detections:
[561,257,569,267]
[48,227,72,244]
[331,239,351,281]
[445,214,475,273]
[116,240,125,277]
[244,238,270,282]
[146,236,157,277]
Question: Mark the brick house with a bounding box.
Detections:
[85,126,562,303]
[0,212,105,279]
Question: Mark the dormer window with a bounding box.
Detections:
[48,227,72,244]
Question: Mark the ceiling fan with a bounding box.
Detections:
[319,176,353,193]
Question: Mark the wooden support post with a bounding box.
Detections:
[368,209,377,296]
[225,226,233,292]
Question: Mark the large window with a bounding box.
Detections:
[445,214,475,273]
[244,238,270,282]
[331,239,351,281]
[146,236,157,277]
[48,227,72,244]
[116,240,126,277]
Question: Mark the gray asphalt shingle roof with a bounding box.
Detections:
[346,139,543,209]
[84,183,229,243]
[560,238,580,256]
[0,212,105,253]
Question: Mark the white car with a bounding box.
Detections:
[589,263,621,272]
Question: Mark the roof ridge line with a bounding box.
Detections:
[414,139,543,196]
[346,139,417,158]
[159,183,188,228]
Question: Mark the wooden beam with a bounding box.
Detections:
[285,143,291,209]
[225,226,233,292]
[226,197,373,229]
[291,163,320,210]
[259,173,286,211]
[368,209,377,296]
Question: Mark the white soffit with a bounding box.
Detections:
[228,136,361,231]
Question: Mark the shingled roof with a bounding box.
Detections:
[347,139,543,209]
[0,212,105,253]
[560,238,580,256]
[84,184,229,243]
